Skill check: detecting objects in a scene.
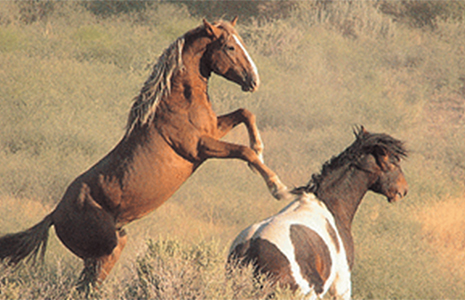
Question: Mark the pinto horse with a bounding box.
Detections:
[0,18,288,287]
[228,127,408,299]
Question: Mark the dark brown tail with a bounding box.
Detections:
[0,214,53,265]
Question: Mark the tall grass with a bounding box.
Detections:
[1,1,464,299]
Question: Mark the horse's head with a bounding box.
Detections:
[356,127,408,203]
[202,17,260,92]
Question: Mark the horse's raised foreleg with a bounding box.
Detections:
[216,109,264,162]
[198,136,288,200]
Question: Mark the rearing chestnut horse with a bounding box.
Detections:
[0,18,287,286]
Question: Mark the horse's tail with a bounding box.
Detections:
[0,214,54,265]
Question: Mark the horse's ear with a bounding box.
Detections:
[231,16,238,27]
[360,125,369,135]
[354,125,369,138]
[203,19,221,39]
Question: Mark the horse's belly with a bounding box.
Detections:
[115,141,195,226]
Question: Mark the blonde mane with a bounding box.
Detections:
[126,37,185,134]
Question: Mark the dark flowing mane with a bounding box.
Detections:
[294,127,407,194]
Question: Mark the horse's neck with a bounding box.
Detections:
[318,167,371,230]
[316,167,373,269]
[316,166,376,237]
[167,42,211,109]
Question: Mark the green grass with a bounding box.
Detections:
[1,1,465,299]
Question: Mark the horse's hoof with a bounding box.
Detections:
[268,178,291,201]
[272,187,292,201]
[75,280,98,297]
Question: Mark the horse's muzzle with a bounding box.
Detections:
[388,189,408,203]
[242,75,260,92]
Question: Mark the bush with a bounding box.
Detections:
[379,0,465,28]
[123,238,278,300]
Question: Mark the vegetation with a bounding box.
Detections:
[1,1,464,298]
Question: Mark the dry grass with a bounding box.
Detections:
[419,196,465,278]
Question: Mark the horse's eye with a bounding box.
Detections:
[226,45,235,51]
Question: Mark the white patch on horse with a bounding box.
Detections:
[232,34,259,81]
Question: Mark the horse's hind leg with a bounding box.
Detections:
[96,229,127,283]
[54,183,127,288]
[77,229,127,289]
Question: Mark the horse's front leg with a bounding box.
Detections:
[197,136,288,200]
[216,109,264,162]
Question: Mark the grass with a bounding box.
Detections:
[419,197,465,283]
[1,1,465,299]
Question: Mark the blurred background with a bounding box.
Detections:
[0,1,464,298]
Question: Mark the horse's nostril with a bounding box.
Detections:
[396,189,408,200]
[250,76,260,89]
[242,74,259,92]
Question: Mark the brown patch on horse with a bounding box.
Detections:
[228,240,252,266]
[290,224,332,294]
[229,238,298,290]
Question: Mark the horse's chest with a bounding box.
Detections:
[187,104,217,133]
[160,101,217,134]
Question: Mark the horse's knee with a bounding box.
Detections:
[237,108,254,121]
